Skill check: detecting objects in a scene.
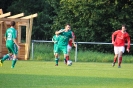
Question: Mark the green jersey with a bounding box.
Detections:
[5,27,17,45]
[58,29,72,46]
[52,35,59,45]
[52,35,60,53]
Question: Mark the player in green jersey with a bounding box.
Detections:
[0,21,20,68]
[52,31,60,57]
[54,24,74,66]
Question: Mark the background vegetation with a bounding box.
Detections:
[1,0,133,54]
[31,43,133,63]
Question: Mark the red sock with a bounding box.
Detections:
[66,56,69,61]
[118,57,122,66]
[67,56,69,61]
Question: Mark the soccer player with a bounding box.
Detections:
[52,31,60,59]
[112,24,130,68]
[54,24,74,66]
[0,21,20,68]
[66,28,76,63]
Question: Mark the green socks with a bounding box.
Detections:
[1,54,10,63]
[64,58,67,64]
[1,54,17,68]
[55,58,59,65]
[12,59,17,68]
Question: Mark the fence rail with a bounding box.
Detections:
[31,40,133,62]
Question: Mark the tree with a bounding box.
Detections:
[7,0,58,40]
[4,0,133,53]
[52,0,133,53]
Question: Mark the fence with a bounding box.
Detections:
[31,40,133,62]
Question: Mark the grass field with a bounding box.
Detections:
[0,61,133,88]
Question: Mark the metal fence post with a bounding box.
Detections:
[75,42,78,62]
[31,40,34,60]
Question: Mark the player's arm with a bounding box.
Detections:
[70,32,76,47]
[4,32,7,41]
[52,37,57,44]
[13,30,20,49]
[13,39,20,49]
[126,35,130,52]
[72,37,76,47]
[52,37,54,42]
[112,30,118,44]
[71,34,76,47]
[55,29,64,35]
[72,32,76,47]
[4,36,6,41]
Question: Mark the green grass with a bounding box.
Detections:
[0,61,133,88]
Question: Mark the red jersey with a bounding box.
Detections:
[68,32,75,47]
[112,30,130,49]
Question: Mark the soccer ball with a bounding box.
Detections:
[67,60,72,66]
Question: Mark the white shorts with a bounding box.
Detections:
[114,46,125,54]
[67,44,72,53]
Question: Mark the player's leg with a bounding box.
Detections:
[63,46,67,64]
[64,58,67,64]
[55,53,59,66]
[0,54,11,66]
[118,46,125,68]
[54,46,60,66]
[112,54,118,67]
[1,54,11,62]
[11,44,18,68]
[112,46,118,67]
[11,54,17,68]
[64,54,67,65]
[66,45,72,61]
[118,52,123,68]
[0,45,12,66]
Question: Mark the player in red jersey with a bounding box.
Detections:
[112,24,130,68]
[65,28,76,64]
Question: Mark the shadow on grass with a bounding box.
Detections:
[0,73,133,88]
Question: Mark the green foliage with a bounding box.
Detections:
[2,0,133,53]
[52,0,133,52]
[0,0,14,13]
[7,0,57,40]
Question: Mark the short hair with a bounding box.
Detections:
[65,23,70,27]
[10,21,16,26]
[55,30,58,33]
[122,24,126,28]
